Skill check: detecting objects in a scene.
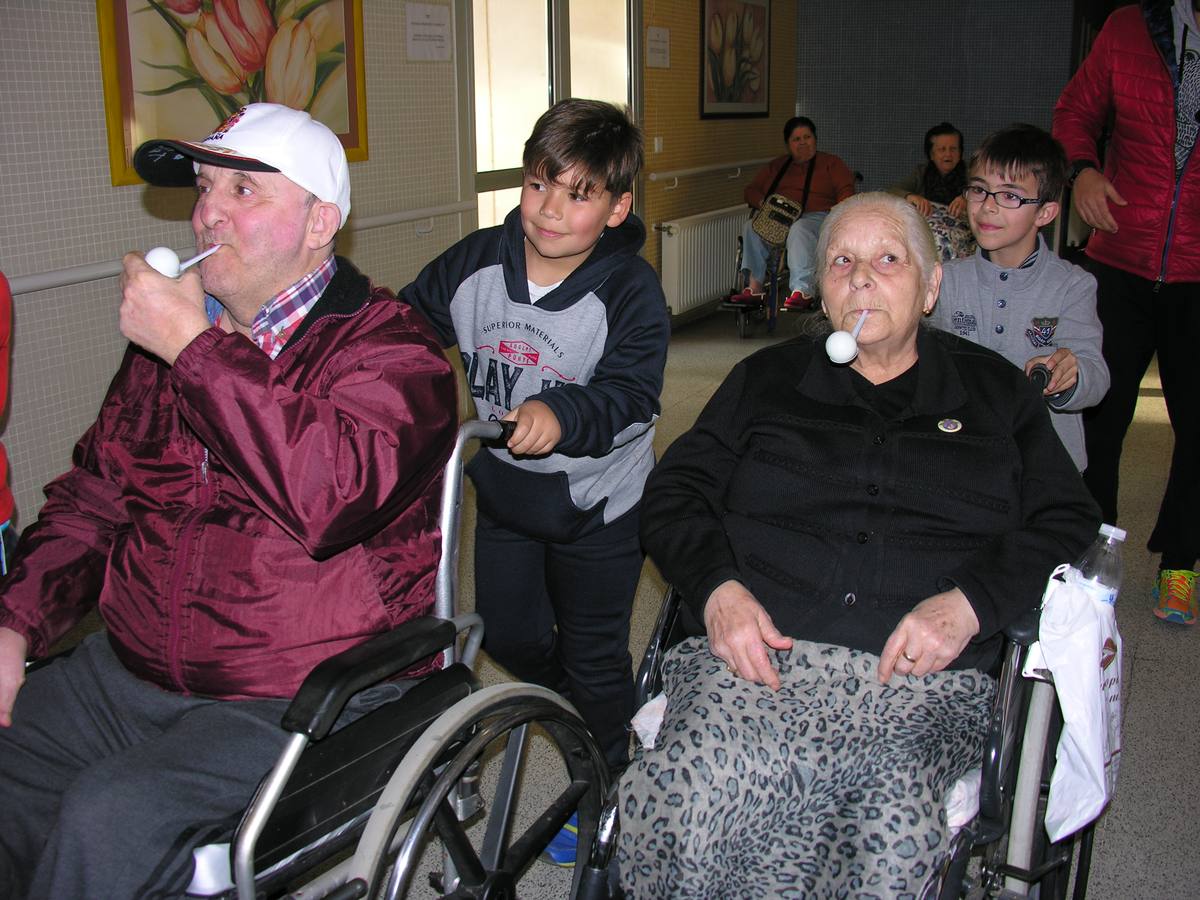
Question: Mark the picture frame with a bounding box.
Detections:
[700,0,770,119]
[97,0,368,187]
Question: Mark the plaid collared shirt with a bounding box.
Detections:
[249,256,337,359]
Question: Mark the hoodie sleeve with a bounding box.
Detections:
[532,260,670,457]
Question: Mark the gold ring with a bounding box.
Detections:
[902,651,916,663]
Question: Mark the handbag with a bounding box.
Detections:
[750,156,815,247]
[1022,563,1123,841]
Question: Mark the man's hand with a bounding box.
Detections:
[1026,348,1079,395]
[947,195,967,219]
[502,400,562,456]
[906,194,933,217]
[1072,168,1126,234]
[0,626,28,727]
[703,579,793,690]
[119,253,211,366]
[878,588,980,683]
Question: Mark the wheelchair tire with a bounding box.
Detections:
[348,682,608,899]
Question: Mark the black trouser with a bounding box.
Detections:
[1082,259,1200,569]
[473,507,641,771]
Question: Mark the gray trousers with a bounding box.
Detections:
[0,632,401,900]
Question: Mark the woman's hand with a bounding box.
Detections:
[905,193,933,217]
[1071,168,1126,234]
[703,580,793,690]
[878,588,980,683]
[947,195,967,219]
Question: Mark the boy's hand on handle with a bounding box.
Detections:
[878,588,979,684]
[703,579,793,691]
[502,400,562,456]
[1026,348,1078,395]
[0,626,28,727]
[1072,168,1126,234]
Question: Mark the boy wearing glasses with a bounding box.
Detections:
[931,124,1109,471]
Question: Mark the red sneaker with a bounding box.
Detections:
[727,287,765,305]
[783,291,813,310]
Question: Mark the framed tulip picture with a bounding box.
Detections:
[97,0,368,186]
[700,0,769,119]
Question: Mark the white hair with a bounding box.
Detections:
[814,191,939,288]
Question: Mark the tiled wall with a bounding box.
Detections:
[640,0,798,266]
[0,0,465,526]
[793,0,1075,193]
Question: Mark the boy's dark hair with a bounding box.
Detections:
[923,122,962,159]
[969,124,1069,203]
[523,98,643,198]
[783,116,817,142]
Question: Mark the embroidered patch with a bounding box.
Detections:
[938,418,963,433]
[1025,316,1058,348]
[950,311,977,336]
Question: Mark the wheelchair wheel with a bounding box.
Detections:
[350,682,608,899]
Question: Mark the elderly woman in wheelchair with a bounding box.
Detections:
[616,192,1100,898]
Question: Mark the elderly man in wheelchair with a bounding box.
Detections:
[0,105,466,899]
[612,193,1102,899]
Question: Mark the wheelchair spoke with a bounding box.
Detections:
[432,796,487,887]
[480,722,527,870]
[500,779,590,873]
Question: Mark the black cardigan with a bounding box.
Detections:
[640,327,1100,672]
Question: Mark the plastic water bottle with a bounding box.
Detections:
[1069,523,1126,605]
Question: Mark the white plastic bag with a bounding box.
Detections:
[1023,563,1122,842]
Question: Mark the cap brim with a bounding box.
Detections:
[133,139,280,187]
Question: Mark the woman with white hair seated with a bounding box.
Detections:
[618,192,1099,898]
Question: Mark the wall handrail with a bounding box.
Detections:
[6,199,478,297]
[646,157,774,185]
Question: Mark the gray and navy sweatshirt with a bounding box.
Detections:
[401,208,670,543]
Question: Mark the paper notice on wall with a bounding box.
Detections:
[647,27,670,68]
[407,3,452,62]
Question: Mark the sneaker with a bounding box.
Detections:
[782,290,813,310]
[727,287,765,305]
[1152,569,1197,624]
[540,812,578,867]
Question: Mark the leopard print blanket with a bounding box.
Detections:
[616,637,994,899]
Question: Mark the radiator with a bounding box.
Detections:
[658,204,746,316]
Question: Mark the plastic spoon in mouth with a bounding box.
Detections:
[144,244,222,278]
[825,309,870,364]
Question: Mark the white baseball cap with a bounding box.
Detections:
[134,103,351,228]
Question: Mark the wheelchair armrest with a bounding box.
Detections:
[1002,607,1041,647]
[281,616,457,740]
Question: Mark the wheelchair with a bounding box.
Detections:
[184,419,610,900]
[719,234,790,339]
[577,586,1096,900]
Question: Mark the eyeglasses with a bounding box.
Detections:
[963,185,1041,209]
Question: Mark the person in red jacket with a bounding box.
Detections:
[0,272,13,573]
[1053,0,1200,623]
[0,104,457,898]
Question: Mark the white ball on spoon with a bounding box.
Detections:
[144,246,181,278]
[825,329,858,364]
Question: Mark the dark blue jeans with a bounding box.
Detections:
[473,506,642,770]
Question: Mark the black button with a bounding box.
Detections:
[996,298,1006,308]
[843,592,856,606]
[995,324,1005,334]
[867,484,879,496]
[1000,272,1009,281]
[873,434,885,445]
[857,531,869,544]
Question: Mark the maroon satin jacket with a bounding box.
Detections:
[0,258,457,699]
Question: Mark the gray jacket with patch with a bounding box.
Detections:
[931,235,1109,471]
[402,209,670,542]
